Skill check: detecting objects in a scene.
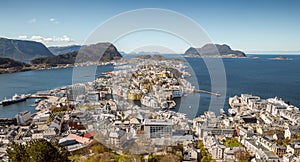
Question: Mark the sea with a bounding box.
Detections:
[0,54,300,118]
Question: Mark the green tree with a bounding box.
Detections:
[6,139,70,162]
[6,142,29,162]
[148,154,159,162]
[234,149,250,162]
[223,138,243,148]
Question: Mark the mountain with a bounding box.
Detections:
[184,44,246,58]
[31,42,122,65]
[48,45,84,55]
[0,37,53,61]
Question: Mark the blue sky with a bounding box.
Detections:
[1,0,300,53]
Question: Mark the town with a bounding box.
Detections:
[1,57,300,161]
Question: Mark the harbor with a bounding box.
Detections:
[0,56,299,161]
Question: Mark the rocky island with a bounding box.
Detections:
[184,43,246,58]
[269,56,290,60]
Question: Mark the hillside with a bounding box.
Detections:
[48,45,83,55]
[0,57,32,74]
[31,42,122,65]
[0,37,53,61]
[184,44,246,58]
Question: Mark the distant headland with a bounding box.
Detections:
[184,44,246,58]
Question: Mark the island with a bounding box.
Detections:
[184,43,246,58]
[269,56,290,60]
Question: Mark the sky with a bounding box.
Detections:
[1,0,300,54]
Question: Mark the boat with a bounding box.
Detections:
[1,94,27,106]
[161,100,176,109]
[228,108,236,116]
[34,98,42,103]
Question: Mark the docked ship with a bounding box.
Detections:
[1,94,28,106]
[228,108,236,116]
[161,100,176,109]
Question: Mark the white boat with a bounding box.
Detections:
[228,108,236,116]
[34,99,42,103]
[1,94,27,106]
[161,100,176,109]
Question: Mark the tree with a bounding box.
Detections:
[6,139,70,162]
[6,142,29,162]
[234,149,250,162]
[223,138,243,148]
[158,154,180,162]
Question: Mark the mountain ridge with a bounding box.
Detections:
[0,37,54,61]
[31,42,122,65]
[48,45,84,55]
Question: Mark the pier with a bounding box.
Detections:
[194,89,221,97]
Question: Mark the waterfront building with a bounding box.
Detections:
[15,111,31,125]
[66,84,86,101]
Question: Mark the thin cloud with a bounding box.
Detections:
[49,18,59,24]
[17,35,73,44]
[27,18,37,24]
[18,35,28,39]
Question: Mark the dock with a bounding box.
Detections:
[194,89,221,97]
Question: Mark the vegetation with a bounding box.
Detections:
[234,149,251,162]
[158,154,181,162]
[223,138,243,148]
[0,57,32,74]
[69,139,183,162]
[6,139,70,162]
[276,138,290,146]
[50,105,69,113]
[148,154,159,161]
[197,140,215,162]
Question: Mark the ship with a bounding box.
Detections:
[1,94,28,106]
[161,100,176,109]
[34,98,42,103]
[228,108,236,116]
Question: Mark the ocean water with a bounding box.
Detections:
[186,55,300,116]
[0,55,300,118]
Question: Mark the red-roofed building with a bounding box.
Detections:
[84,132,96,139]
[67,133,91,144]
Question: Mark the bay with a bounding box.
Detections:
[0,55,300,118]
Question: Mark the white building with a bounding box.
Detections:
[15,111,31,125]
[143,119,173,139]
